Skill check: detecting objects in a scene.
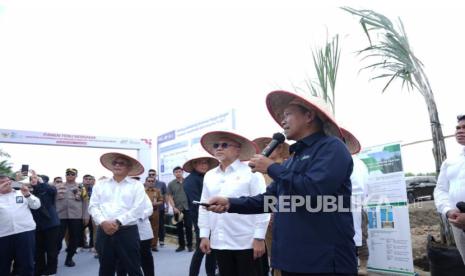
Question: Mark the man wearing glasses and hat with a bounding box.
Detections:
[88,152,149,276]
[198,131,270,276]
[55,168,89,267]
[207,91,356,275]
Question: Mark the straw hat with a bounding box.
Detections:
[171,212,184,225]
[100,152,145,176]
[200,131,259,161]
[182,151,219,173]
[253,137,290,159]
[265,90,342,138]
[340,127,361,154]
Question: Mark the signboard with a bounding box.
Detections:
[357,143,415,275]
[0,128,152,173]
[157,110,235,183]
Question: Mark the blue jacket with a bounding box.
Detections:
[229,132,356,274]
[31,182,60,230]
[183,170,204,220]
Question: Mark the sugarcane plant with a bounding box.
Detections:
[342,7,453,245]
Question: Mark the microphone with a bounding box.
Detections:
[261,132,286,157]
[249,132,286,170]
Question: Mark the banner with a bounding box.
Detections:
[156,110,235,183]
[0,129,151,149]
[358,143,415,275]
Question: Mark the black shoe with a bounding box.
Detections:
[64,258,75,267]
[151,247,159,252]
[175,246,185,252]
[188,246,194,252]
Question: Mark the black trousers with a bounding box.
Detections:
[189,211,216,276]
[58,219,83,256]
[213,249,265,276]
[96,225,143,276]
[0,230,35,276]
[35,226,60,275]
[158,209,165,242]
[116,239,154,276]
[176,210,193,248]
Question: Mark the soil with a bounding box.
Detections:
[408,200,441,275]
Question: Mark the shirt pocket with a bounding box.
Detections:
[219,173,253,197]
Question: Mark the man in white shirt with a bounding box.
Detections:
[88,152,147,276]
[198,131,270,276]
[0,174,41,276]
[434,114,465,263]
[341,127,370,275]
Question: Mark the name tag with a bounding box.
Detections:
[16,196,24,203]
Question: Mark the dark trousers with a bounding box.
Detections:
[96,225,143,276]
[189,211,216,276]
[58,219,83,257]
[116,239,154,276]
[35,226,60,275]
[176,210,193,248]
[0,230,35,276]
[158,209,165,242]
[213,249,265,276]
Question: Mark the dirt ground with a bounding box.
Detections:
[408,200,440,276]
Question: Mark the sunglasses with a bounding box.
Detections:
[212,142,240,149]
[112,160,128,166]
[66,172,76,176]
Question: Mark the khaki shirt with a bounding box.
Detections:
[55,182,89,219]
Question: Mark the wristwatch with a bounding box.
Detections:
[254,238,265,241]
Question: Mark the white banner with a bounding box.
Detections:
[357,143,415,275]
[0,129,151,150]
[156,110,235,183]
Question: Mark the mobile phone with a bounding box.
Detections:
[21,164,29,176]
[192,200,211,207]
[11,181,22,190]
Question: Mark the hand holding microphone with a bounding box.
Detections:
[249,133,286,173]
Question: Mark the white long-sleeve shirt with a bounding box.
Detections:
[88,177,147,226]
[198,159,270,250]
[138,190,154,241]
[351,156,369,246]
[0,190,41,238]
[434,147,465,215]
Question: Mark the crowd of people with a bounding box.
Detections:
[2,89,463,276]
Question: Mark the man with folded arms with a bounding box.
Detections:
[88,152,147,276]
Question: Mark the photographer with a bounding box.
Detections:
[0,173,41,276]
[30,171,60,276]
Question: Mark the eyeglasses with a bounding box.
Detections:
[112,160,128,166]
[66,172,76,176]
[212,142,240,149]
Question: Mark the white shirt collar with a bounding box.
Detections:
[109,176,133,184]
[215,159,241,173]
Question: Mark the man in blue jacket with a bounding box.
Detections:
[183,152,219,276]
[207,90,356,275]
